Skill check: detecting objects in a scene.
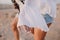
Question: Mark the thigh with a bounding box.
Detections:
[11,17,18,31]
[34,28,46,40]
[33,23,52,40]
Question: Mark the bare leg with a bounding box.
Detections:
[31,23,52,40]
[11,17,20,40]
[34,28,46,40]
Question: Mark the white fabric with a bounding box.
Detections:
[47,0,57,18]
[15,0,24,11]
[16,0,56,32]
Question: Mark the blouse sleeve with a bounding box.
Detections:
[40,0,56,18]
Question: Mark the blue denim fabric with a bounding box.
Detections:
[43,14,53,24]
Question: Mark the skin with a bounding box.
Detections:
[11,17,19,40]
[11,16,52,40]
[34,23,51,40]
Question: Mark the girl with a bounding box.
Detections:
[11,0,56,40]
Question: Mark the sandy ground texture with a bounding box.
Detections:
[0,4,60,40]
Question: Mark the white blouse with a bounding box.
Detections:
[16,0,56,32]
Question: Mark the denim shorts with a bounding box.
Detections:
[43,14,53,24]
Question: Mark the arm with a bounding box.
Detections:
[11,17,20,40]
